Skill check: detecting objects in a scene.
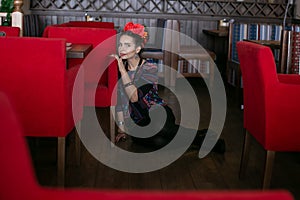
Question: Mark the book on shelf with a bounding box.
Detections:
[177,59,210,74]
[290,31,300,74]
[293,25,300,32]
[248,24,259,40]
[231,23,247,63]
[271,24,282,41]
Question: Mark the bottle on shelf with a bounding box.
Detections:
[84,12,90,21]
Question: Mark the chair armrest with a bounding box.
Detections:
[278,74,300,85]
[270,79,300,122]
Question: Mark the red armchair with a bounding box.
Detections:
[65,21,114,29]
[0,26,20,36]
[0,92,294,200]
[45,26,118,142]
[237,41,300,189]
[0,37,84,186]
[42,21,114,37]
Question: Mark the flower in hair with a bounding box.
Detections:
[124,22,148,40]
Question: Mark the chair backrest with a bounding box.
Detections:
[0,93,41,199]
[45,26,117,86]
[46,26,116,48]
[43,21,114,37]
[67,21,114,29]
[237,41,278,134]
[0,37,72,137]
[0,26,20,36]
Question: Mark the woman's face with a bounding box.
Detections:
[118,35,140,59]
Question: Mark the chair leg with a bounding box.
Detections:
[57,137,65,187]
[262,150,275,190]
[75,121,81,166]
[209,61,214,89]
[239,129,251,179]
[110,106,116,146]
[164,60,171,87]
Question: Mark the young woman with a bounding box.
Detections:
[111,22,225,153]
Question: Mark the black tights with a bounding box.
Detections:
[129,105,212,150]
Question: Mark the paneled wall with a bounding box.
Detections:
[27,0,293,48]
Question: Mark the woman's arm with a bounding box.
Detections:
[116,111,126,133]
[111,54,139,102]
[115,111,127,143]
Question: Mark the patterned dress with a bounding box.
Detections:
[116,60,166,125]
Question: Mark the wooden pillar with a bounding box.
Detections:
[12,0,23,36]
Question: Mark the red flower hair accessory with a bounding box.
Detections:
[123,22,148,45]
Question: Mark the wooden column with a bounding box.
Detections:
[12,0,23,36]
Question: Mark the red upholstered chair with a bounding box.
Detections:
[45,26,118,142]
[0,37,84,186]
[237,41,300,189]
[42,21,114,37]
[44,26,116,68]
[0,92,295,200]
[0,26,20,36]
[66,21,114,29]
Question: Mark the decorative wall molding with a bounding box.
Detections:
[30,0,292,21]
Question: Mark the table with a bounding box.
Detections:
[66,44,93,58]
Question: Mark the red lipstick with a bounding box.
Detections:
[119,50,135,57]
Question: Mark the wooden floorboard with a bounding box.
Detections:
[28,78,300,200]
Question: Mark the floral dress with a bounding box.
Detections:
[116,60,166,126]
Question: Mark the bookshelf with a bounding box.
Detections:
[203,29,229,78]
[227,22,283,88]
[170,48,216,88]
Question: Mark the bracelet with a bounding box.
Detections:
[123,81,134,88]
[117,121,125,126]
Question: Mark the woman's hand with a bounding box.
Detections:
[110,54,138,103]
[110,54,126,74]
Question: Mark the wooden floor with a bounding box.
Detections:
[28,78,300,199]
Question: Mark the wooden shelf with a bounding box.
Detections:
[203,29,229,37]
[177,73,209,78]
